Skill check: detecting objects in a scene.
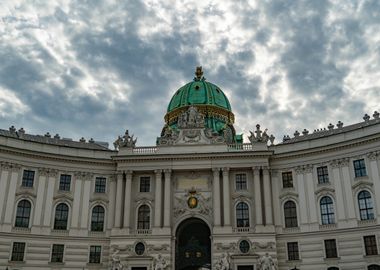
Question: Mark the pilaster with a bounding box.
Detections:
[222,167,231,227]
[163,169,172,228]
[213,168,221,227]
[253,167,263,226]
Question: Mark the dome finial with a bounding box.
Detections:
[194,66,204,81]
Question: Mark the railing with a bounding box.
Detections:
[358,219,377,226]
[319,223,337,230]
[135,229,152,235]
[12,227,31,233]
[233,227,253,233]
[132,147,157,154]
[227,143,253,151]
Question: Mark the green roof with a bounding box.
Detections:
[167,80,232,112]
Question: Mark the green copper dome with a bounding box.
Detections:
[162,67,239,143]
[167,80,232,112]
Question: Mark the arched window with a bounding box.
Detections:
[368,265,380,270]
[54,203,69,230]
[91,206,105,231]
[327,267,339,270]
[358,191,374,220]
[15,200,31,228]
[320,196,335,224]
[284,201,298,228]
[236,202,250,227]
[137,205,150,229]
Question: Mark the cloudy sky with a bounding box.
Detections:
[1,0,379,147]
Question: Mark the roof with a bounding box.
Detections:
[280,117,380,144]
[0,128,111,151]
[167,80,232,113]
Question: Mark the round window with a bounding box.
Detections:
[239,240,250,254]
[135,242,145,255]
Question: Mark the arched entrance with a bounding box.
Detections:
[175,218,211,270]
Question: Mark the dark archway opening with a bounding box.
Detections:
[175,218,211,270]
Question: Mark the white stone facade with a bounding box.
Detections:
[1,113,380,270]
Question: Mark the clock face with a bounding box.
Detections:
[187,196,198,209]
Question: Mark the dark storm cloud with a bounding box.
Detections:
[0,0,379,145]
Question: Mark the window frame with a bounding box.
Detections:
[139,176,151,193]
[21,169,35,188]
[137,204,151,230]
[235,201,250,228]
[364,235,378,256]
[51,244,65,263]
[94,177,107,193]
[324,239,338,258]
[284,200,298,228]
[15,199,32,228]
[59,174,71,191]
[358,190,375,221]
[287,241,300,261]
[91,205,105,232]
[320,196,335,225]
[10,242,26,262]
[353,159,367,178]
[282,171,293,188]
[89,245,102,264]
[235,173,248,191]
[317,166,329,184]
[54,203,69,230]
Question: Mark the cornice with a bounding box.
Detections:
[0,145,116,167]
[271,135,380,161]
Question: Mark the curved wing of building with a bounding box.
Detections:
[1,67,380,270]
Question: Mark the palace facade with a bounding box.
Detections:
[1,68,380,270]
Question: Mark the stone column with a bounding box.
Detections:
[295,167,308,225]
[331,160,346,221]
[222,167,231,226]
[3,165,21,227]
[0,164,10,223]
[163,169,172,227]
[271,170,281,226]
[154,170,163,227]
[368,152,380,218]
[33,170,47,227]
[114,172,123,228]
[263,167,273,225]
[123,170,133,229]
[340,159,356,219]
[79,172,92,229]
[43,169,57,227]
[213,168,221,226]
[70,173,82,229]
[305,166,317,224]
[253,167,263,225]
[107,175,116,229]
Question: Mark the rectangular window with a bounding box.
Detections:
[287,242,299,261]
[282,172,293,188]
[140,177,150,192]
[235,174,247,190]
[364,235,378,256]
[324,239,338,258]
[59,174,71,191]
[89,245,101,263]
[51,244,64,262]
[11,242,25,261]
[22,170,35,187]
[317,166,329,184]
[95,177,106,193]
[354,159,367,177]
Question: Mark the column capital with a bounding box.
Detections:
[212,167,220,172]
[271,169,279,176]
[368,151,380,161]
[330,158,349,168]
[262,166,270,175]
[252,166,260,175]
[222,167,230,174]
[125,170,133,180]
[164,169,172,175]
[154,169,162,175]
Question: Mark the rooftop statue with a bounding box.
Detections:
[113,129,137,150]
[249,124,275,145]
